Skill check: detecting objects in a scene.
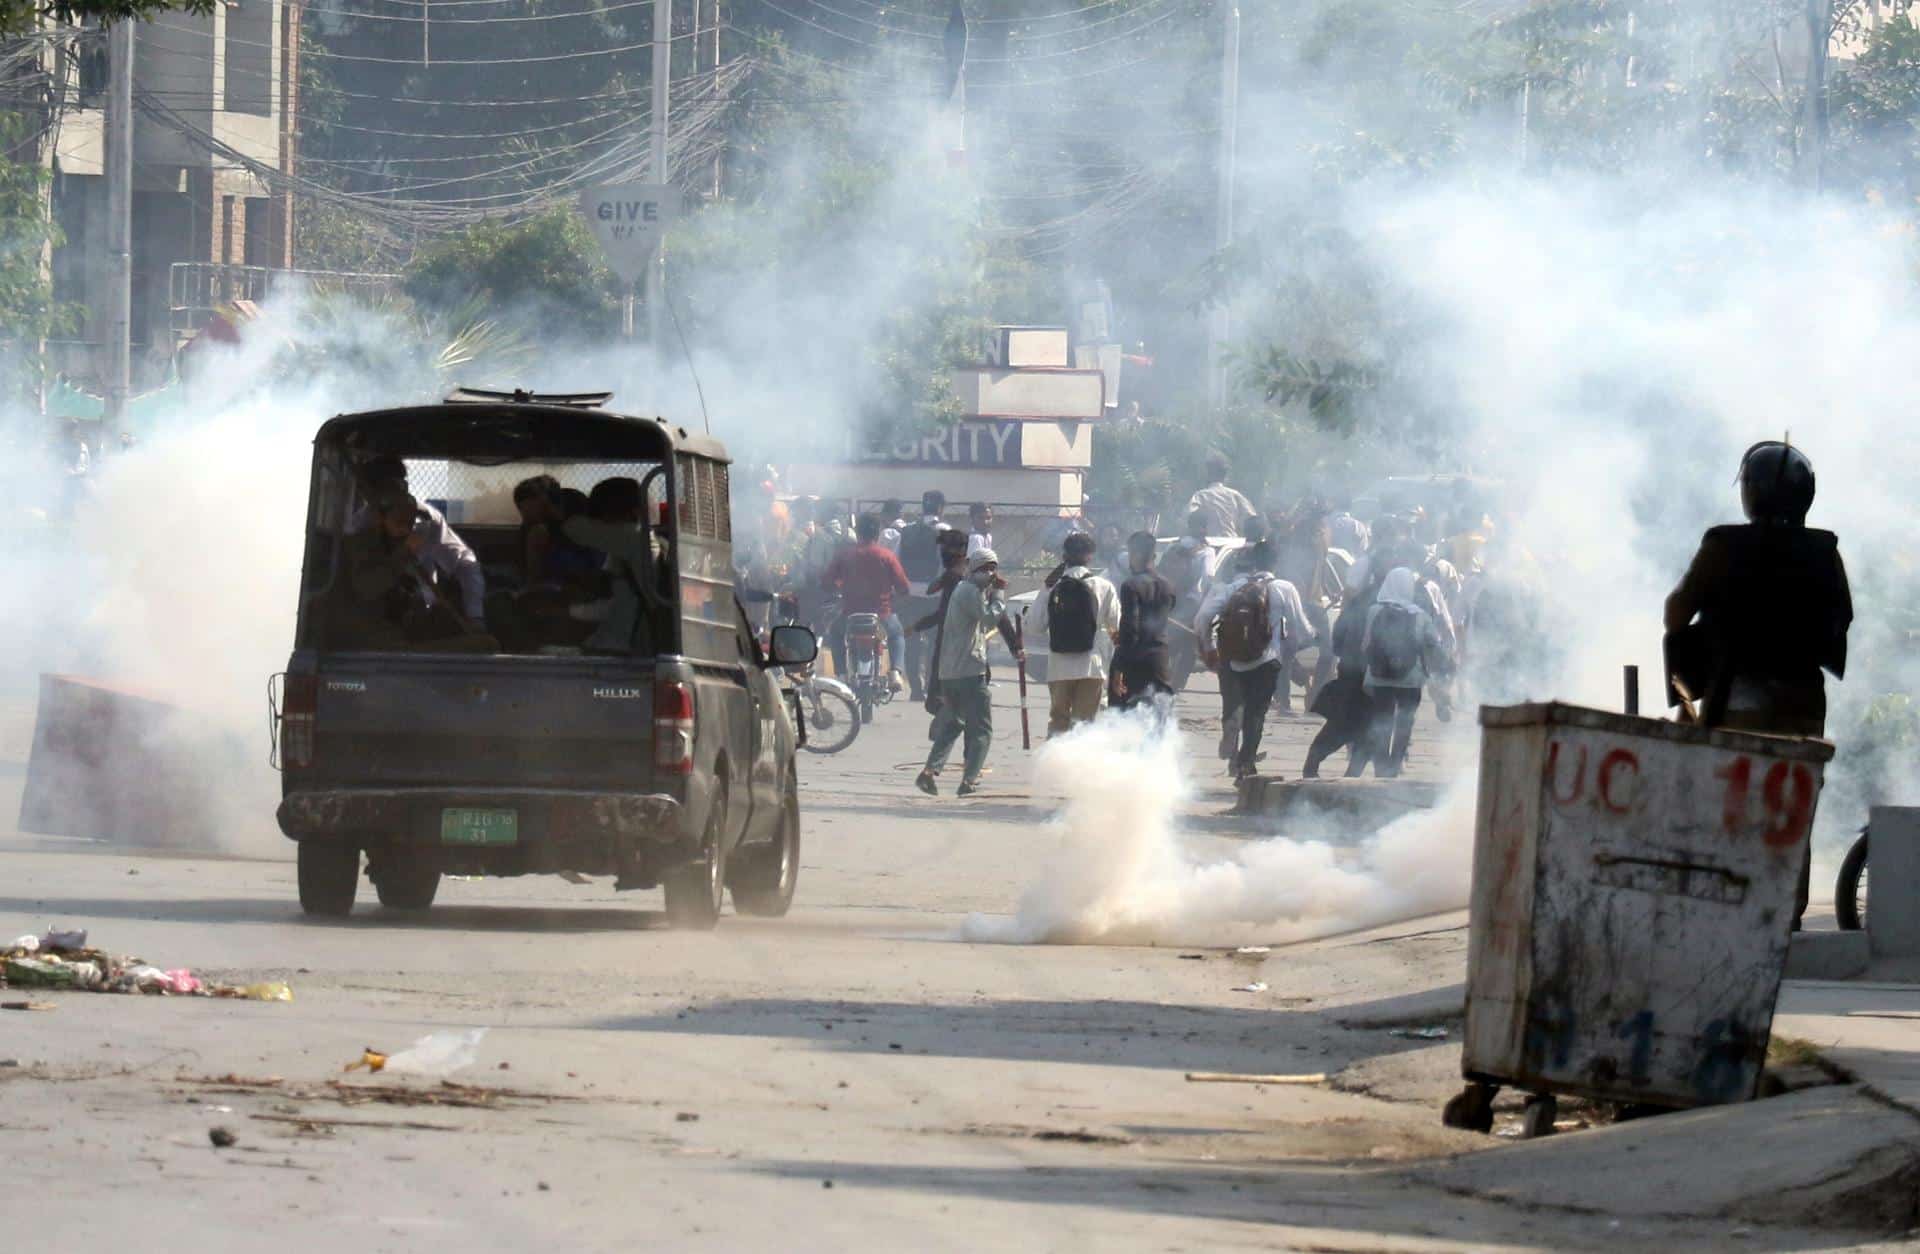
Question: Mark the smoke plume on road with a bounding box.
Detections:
[963,711,1473,947]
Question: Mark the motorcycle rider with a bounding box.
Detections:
[824,512,911,689]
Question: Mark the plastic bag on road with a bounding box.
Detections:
[382,1028,488,1077]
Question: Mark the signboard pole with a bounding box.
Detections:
[579,183,681,344]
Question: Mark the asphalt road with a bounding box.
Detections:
[0,679,1907,1251]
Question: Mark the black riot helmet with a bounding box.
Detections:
[1737,440,1815,527]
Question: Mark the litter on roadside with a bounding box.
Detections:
[343,1029,487,1079]
[1185,1071,1327,1086]
[1233,946,1271,956]
[345,1048,390,1074]
[1387,1026,1450,1040]
[384,1028,488,1077]
[1231,981,1269,993]
[0,931,293,1003]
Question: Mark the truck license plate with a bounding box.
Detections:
[440,808,519,846]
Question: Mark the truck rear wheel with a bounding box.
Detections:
[371,852,441,911]
[731,780,800,918]
[298,840,360,917]
[665,783,727,930]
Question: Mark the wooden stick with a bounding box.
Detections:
[1184,1071,1327,1085]
[250,1113,461,1132]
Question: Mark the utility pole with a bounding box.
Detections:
[1206,0,1240,414]
[104,18,134,426]
[1802,0,1830,190]
[647,0,670,356]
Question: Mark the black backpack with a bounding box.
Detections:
[1367,602,1423,681]
[899,520,942,583]
[1047,575,1100,654]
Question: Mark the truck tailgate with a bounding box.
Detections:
[305,655,656,792]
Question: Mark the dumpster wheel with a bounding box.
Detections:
[1520,1093,1558,1139]
[1441,1081,1497,1134]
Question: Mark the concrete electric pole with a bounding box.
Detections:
[104,18,134,426]
[647,0,670,356]
[1206,0,1240,414]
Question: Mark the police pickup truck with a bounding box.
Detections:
[272,390,816,929]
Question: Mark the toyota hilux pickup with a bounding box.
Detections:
[272,389,816,928]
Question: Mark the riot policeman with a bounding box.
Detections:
[1664,440,1853,928]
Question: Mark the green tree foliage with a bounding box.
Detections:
[401,209,621,341]
[0,115,72,399]
[0,0,211,37]
[1832,10,1920,198]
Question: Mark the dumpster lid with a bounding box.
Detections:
[1478,702,1835,763]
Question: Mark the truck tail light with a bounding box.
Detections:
[654,680,694,775]
[281,674,318,769]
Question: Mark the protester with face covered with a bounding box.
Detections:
[917,549,1010,797]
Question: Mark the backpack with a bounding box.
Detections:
[1367,602,1424,681]
[899,520,942,582]
[1046,575,1100,654]
[1218,577,1275,665]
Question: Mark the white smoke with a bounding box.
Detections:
[963,709,1474,947]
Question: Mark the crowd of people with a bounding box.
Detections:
[732,454,1518,800]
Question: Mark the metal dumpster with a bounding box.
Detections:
[1447,702,1833,1136]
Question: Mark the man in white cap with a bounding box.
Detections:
[917,548,1008,797]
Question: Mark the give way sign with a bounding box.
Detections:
[578,182,683,284]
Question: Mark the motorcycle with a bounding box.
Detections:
[769,589,861,755]
[841,610,894,724]
[1837,824,1869,932]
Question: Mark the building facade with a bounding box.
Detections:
[37,4,299,390]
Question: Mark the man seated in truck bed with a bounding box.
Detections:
[556,476,673,657]
[329,487,498,653]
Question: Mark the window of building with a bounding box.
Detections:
[223,0,272,117]
[244,197,271,266]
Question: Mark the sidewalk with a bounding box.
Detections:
[1775,977,1920,1120]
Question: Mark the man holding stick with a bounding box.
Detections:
[917,550,1011,798]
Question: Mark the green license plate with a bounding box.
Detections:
[440,808,519,846]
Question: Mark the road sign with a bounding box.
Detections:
[578,182,682,284]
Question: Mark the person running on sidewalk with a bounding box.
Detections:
[1111,530,1179,715]
[1029,531,1120,737]
[917,550,1010,797]
[1359,566,1448,778]
[1194,539,1314,779]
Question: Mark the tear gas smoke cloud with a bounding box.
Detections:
[971,180,1920,946]
[962,711,1475,946]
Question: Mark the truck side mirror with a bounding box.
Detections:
[767,624,818,667]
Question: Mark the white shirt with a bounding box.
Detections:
[1029,565,1121,682]
[1164,537,1219,605]
[1329,512,1370,555]
[346,499,485,620]
[1194,572,1313,672]
[881,517,907,552]
[967,530,993,557]
[1187,483,1258,538]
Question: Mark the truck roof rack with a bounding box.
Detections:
[443,387,615,408]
